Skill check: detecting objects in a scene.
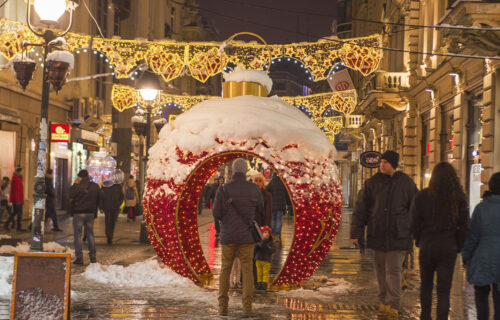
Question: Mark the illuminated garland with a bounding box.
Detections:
[111,84,354,138]
[0,18,381,82]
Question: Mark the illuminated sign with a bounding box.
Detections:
[359,151,382,168]
[51,124,70,142]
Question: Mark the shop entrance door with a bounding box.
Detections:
[55,158,69,210]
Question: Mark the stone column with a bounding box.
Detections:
[480,70,499,194]
[428,103,440,170]
[451,93,468,187]
[403,108,418,182]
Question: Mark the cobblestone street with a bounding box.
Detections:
[0,209,479,319]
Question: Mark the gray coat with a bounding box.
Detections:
[213,172,264,245]
[350,171,418,251]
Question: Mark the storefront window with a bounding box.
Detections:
[71,143,88,182]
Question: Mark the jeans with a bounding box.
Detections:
[73,213,96,259]
[104,210,119,241]
[373,250,406,309]
[475,283,500,320]
[44,202,59,229]
[271,210,284,237]
[419,246,457,320]
[11,203,22,229]
[219,243,254,311]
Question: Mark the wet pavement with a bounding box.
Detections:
[0,209,481,319]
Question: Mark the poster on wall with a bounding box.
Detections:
[0,130,16,179]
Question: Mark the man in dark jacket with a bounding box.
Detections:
[265,173,290,242]
[44,169,62,231]
[213,159,264,317]
[350,150,417,318]
[99,180,124,244]
[69,169,100,265]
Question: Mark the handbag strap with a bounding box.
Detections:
[221,186,252,227]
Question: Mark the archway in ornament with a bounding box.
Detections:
[144,148,342,289]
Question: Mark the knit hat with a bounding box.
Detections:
[381,150,399,169]
[77,169,89,178]
[232,158,248,174]
[260,225,271,233]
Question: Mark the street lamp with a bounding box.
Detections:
[134,70,161,243]
[20,0,78,251]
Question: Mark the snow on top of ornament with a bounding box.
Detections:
[148,94,337,180]
[46,50,75,70]
[223,66,273,93]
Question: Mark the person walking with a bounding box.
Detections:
[1,177,12,228]
[210,176,224,238]
[265,173,289,243]
[252,173,272,227]
[350,150,417,319]
[212,158,264,317]
[100,180,124,244]
[410,162,470,320]
[123,175,139,222]
[44,169,62,232]
[9,167,24,231]
[69,170,100,265]
[462,172,500,320]
[254,225,275,291]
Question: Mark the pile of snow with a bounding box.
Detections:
[223,66,273,93]
[0,256,13,300]
[46,50,75,70]
[82,259,195,288]
[0,234,12,240]
[0,241,74,257]
[148,94,337,183]
[277,278,359,300]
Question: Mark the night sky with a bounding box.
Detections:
[197,0,338,44]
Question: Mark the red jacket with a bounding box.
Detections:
[10,173,24,204]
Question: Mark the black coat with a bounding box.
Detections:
[265,175,290,212]
[212,172,264,245]
[254,237,276,262]
[69,177,100,215]
[410,188,470,251]
[255,189,272,227]
[99,184,124,214]
[44,176,55,208]
[350,171,418,251]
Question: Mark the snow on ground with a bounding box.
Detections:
[0,241,74,256]
[0,234,11,240]
[0,256,13,300]
[277,278,359,301]
[76,259,216,305]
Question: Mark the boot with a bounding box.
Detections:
[72,257,84,265]
[377,304,389,317]
[255,282,262,290]
[218,306,228,316]
[261,282,268,291]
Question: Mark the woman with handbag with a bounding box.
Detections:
[410,162,470,320]
[123,175,139,222]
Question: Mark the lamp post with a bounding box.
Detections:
[19,0,77,251]
[134,70,161,243]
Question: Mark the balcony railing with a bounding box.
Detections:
[375,71,410,91]
[345,115,364,129]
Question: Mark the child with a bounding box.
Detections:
[254,225,276,290]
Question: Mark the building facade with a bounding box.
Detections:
[344,0,500,210]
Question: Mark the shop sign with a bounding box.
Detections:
[51,124,70,142]
[359,151,382,168]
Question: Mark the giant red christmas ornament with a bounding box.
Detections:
[144,69,342,289]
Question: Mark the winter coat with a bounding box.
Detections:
[100,184,124,213]
[212,172,264,245]
[0,183,10,204]
[255,188,272,227]
[69,177,100,215]
[254,237,276,262]
[123,178,139,207]
[410,188,470,252]
[208,183,220,203]
[265,175,290,212]
[461,194,500,287]
[10,172,23,204]
[45,175,56,208]
[350,171,418,252]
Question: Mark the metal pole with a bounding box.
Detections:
[30,46,50,251]
[139,105,152,244]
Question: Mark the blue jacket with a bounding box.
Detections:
[462,194,500,287]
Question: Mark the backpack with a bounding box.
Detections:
[125,186,135,200]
